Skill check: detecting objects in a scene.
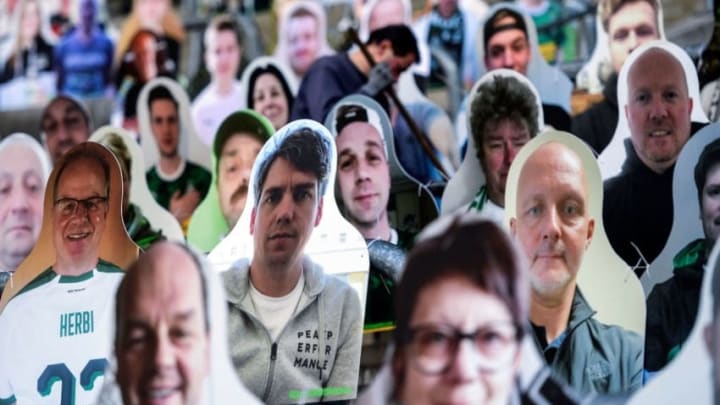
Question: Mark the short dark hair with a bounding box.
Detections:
[253,127,331,206]
[246,64,295,114]
[599,0,658,33]
[392,216,527,390]
[205,14,243,49]
[695,138,720,211]
[53,143,110,201]
[366,24,421,65]
[483,8,528,54]
[469,75,539,163]
[147,84,178,113]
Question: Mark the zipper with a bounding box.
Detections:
[262,342,278,401]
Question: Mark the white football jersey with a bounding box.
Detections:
[0,261,123,405]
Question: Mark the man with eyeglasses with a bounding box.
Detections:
[510,141,643,395]
[0,143,124,404]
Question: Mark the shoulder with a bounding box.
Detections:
[222,259,251,302]
[12,267,57,300]
[185,161,211,177]
[585,318,643,357]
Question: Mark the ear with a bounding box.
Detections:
[250,207,257,235]
[624,104,630,123]
[585,218,595,251]
[688,96,694,118]
[314,198,324,227]
[509,217,517,237]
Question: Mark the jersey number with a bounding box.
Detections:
[37,358,108,405]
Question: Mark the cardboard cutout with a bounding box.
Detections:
[0,141,138,312]
[598,39,709,180]
[208,119,369,310]
[187,110,275,253]
[475,2,573,113]
[628,239,720,405]
[575,0,666,94]
[239,56,298,131]
[505,131,645,334]
[326,94,440,236]
[89,126,183,243]
[441,69,545,216]
[137,76,212,172]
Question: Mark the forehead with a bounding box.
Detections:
[485,118,529,138]
[0,142,42,173]
[705,163,720,185]
[628,49,686,89]
[517,145,587,201]
[288,14,318,29]
[221,132,262,154]
[262,157,318,190]
[210,29,238,45]
[256,72,282,88]
[57,157,105,190]
[337,122,383,148]
[610,0,656,25]
[44,99,84,120]
[150,98,178,114]
[487,27,527,47]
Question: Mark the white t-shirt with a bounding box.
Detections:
[249,272,306,341]
[191,82,245,146]
[0,264,123,405]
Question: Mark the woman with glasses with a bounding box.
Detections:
[391,214,528,404]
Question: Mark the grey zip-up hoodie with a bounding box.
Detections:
[222,256,363,404]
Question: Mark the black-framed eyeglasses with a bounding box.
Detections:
[54,196,108,217]
[406,321,523,375]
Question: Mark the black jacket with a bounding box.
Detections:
[572,74,619,155]
[644,238,707,371]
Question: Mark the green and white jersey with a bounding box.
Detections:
[0,260,123,405]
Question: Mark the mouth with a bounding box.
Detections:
[269,232,296,240]
[142,385,182,404]
[354,193,377,202]
[648,129,672,138]
[66,232,91,241]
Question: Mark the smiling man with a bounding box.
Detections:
[603,43,699,272]
[0,143,124,405]
[222,124,362,403]
[510,140,642,395]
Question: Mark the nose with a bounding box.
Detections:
[8,187,31,214]
[541,207,561,241]
[649,96,669,120]
[153,333,174,370]
[503,51,514,69]
[503,142,519,167]
[626,31,639,54]
[446,339,481,382]
[355,159,371,184]
[275,193,295,223]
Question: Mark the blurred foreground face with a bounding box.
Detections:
[400,274,520,405]
[42,98,91,164]
[287,14,320,76]
[116,243,210,405]
[485,16,530,76]
[0,142,44,271]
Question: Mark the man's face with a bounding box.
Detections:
[42,98,91,164]
[702,163,720,242]
[218,133,263,229]
[625,49,692,173]
[287,14,320,76]
[479,118,531,208]
[485,18,531,75]
[510,143,595,298]
[251,157,323,270]
[79,0,96,32]
[252,73,289,130]
[375,41,417,80]
[116,243,210,405]
[0,143,44,271]
[52,157,108,272]
[150,99,180,159]
[336,122,390,229]
[608,1,658,73]
[205,29,241,82]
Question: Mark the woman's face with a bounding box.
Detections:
[399,274,521,405]
[20,1,41,42]
[252,72,289,130]
[136,0,169,30]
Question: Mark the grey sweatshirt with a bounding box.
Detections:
[222,256,363,404]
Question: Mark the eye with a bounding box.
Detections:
[636,25,656,38]
[634,92,650,104]
[707,186,720,197]
[263,190,282,205]
[339,156,354,171]
[487,141,503,150]
[663,90,680,102]
[367,152,383,164]
[612,28,629,41]
[124,327,149,349]
[293,188,313,202]
[562,200,581,217]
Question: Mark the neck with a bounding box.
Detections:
[249,259,303,297]
[54,257,98,276]
[349,48,372,76]
[159,154,182,175]
[212,77,235,95]
[530,284,576,343]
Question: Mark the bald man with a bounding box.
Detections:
[603,46,702,272]
[511,141,642,395]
